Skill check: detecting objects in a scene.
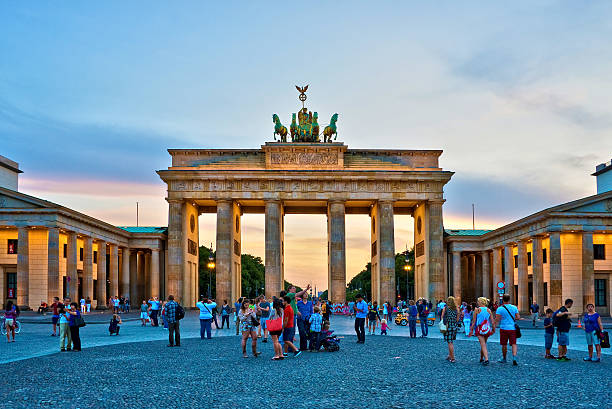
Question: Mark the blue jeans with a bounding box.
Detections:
[297,318,310,351]
[200,318,212,339]
[420,316,428,336]
[310,331,321,351]
[409,317,417,338]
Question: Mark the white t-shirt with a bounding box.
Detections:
[497,303,519,331]
[80,299,85,305]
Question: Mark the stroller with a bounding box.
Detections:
[320,330,340,352]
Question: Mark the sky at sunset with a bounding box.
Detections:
[2,2,611,290]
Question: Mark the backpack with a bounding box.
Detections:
[476,318,492,336]
[552,309,561,327]
[176,304,185,320]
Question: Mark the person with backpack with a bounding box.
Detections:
[469,297,495,365]
[417,299,429,337]
[495,294,520,365]
[165,295,181,347]
[583,303,604,362]
[408,300,418,338]
[553,298,573,361]
[196,296,217,340]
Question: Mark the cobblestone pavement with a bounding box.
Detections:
[2,312,610,364]
[1,334,610,409]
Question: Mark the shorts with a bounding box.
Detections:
[261,317,269,329]
[557,331,569,346]
[5,319,14,327]
[282,326,295,342]
[140,312,149,319]
[269,330,282,337]
[52,316,59,324]
[585,331,600,346]
[499,329,517,346]
[545,333,554,350]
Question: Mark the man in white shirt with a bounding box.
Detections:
[196,297,217,340]
[495,294,520,365]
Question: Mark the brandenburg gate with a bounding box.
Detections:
[158,87,453,306]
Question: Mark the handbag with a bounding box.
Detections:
[502,305,521,338]
[74,314,86,328]
[267,316,283,332]
[251,315,260,327]
[599,331,610,349]
[438,320,447,333]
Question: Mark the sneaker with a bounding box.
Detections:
[283,353,288,357]
[497,358,507,363]
[482,360,489,366]
[592,358,600,363]
[583,357,592,362]
[294,351,302,357]
[512,359,518,366]
[262,339,268,343]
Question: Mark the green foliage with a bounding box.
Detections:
[198,246,216,298]
[284,280,302,293]
[241,254,265,298]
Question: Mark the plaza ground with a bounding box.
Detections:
[2,313,611,408]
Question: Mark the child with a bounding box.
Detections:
[140,300,149,326]
[309,306,324,351]
[109,314,122,336]
[543,308,555,359]
[380,318,391,335]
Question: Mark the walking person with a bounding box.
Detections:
[418,299,430,337]
[234,297,243,336]
[4,300,18,343]
[221,300,231,329]
[86,296,91,313]
[297,294,313,350]
[50,297,60,336]
[196,297,216,340]
[441,296,459,363]
[140,300,149,326]
[59,298,72,351]
[354,294,367,344]
[149,297,160,327]
[554,298,573,361]
[281,296,301,357]
[211,301,220,329]
[238,300,261,358]
[165,295,180,347]
[269,298,285,360]
[461,304,472,336]
[583,303,603,362]
[469,297,495,365]
[495,294,520,365]
[530,300,540,327]
[368,302,380,335]
[408,300,418,338]
[258,296,271,342]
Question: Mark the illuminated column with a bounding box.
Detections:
[468,254,476,302]
[503,244,514,303]
[492,247,503,299]
[16,226,29,309]
[265,200,284,298]
[549,232,562,309]
[109,244,119,298]
[120,247,130,297]
[481,251,490,300]
[517,240,529,313]
[66,231,78,302]
[452,251,461,300]
[427,201,445,302]
[532,236,544,308]
[167,199,185,299]
[47,227,61,301]
[151,248,160,298]
[137,251,145,302]
[83,236,94,301]
[129,250,138,301]
[96,241,107,309]
[327,201,346,303]
[582,232,594,309]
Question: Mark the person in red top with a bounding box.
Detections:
[282,296,301,357]
[50,297,60,336]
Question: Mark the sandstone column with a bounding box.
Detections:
[503,244,514,303]
[475,253,483,299]
[378,201,396,304]
[151,248,160,298]
[109,244,119,298]
[16,226,29,309]
[265,200,283,298]
[47,227,60,302]
[96,240,107,309]
[492,247,503,300]
[216,200,233,305]
[120,247,130,297]
[452,251,462,301]
[83,236,93,301]
[167,199,185,299]
[582,232,595,309]
[549,232,562,309]
[129,249,138,301]
[370,204,380,303]
[461,255,468,301]
[427,201,445,302]
[137,251,145,302]
[517,240,529,313]
[532,236,544,308]
[145,251,152,300]
[66,231,78,302]
[327,201,346,303]
[481,251,490,300]
[468,254,476,302]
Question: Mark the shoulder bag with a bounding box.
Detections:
[266,311,283,332]
[502,305,521,338]
[438,308,447,333]
[74,314,86,328]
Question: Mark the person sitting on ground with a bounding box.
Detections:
[109,314,122,336]
[37,301,48,315]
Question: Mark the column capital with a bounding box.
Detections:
[150,248,161,252]
[427,199,446,205]
[166,198,184,204]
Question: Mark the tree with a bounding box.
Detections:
[241,254,265,298]
[284,280,302,293]
[198,245,216,298]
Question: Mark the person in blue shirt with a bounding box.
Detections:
[543,308,555,359]
[495,294,520,365]
[296,294,313,351]
[148,297,160,327]
[354,294,368,344]
[220,300,231,329]
[408,300,418,338]
[234,298,243,336]
[196,297,217,340]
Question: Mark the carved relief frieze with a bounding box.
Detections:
[270,152,338,166]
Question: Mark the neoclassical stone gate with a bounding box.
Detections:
[158,143,453,306]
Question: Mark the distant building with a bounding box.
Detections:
[444,163,612,316]
[0,157,167,310]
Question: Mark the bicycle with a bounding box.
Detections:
[0,315,21,335]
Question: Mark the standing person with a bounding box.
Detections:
[408,300,418,338]
[554,298,573,361]
[149,297,160,327]
[469,297,495,365]
[66,302,82,351]
[543,308,555,359]
[86,296,92,313]
[234,297,243,336]
[309,306,323,351]
[196,297,216,340]
[495,294,520,365]
[321,300,329,322]
[380,319,391,335]
[80,297,86,314]
[417,299,430,337]
[354,294,367,344]
[59,297,72,351]
[50,297,60,336]
[165,295,180,347]
[530,301,540,327]
[4,300,18,343]
[124,297,130,313]
[297,294,313,351]
[368,302,380,335]
[113,296,120,314]
[238,299,261,358]
[258,296,271,343]
[221,300,231,329]
[282,296,301,357]
[269,298,285,360]
[211,301,220,330]
[583,303,604,362]
[140,300,149,326]
[382,302,389,321]
[441,296,459,363]
[462,304,472,336]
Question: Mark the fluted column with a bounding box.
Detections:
[481,251,490,300]
[492,247,503,299]
[452,251,462,300]
[532,236,544,308]
[108,244,119,298]
[137,251,145,302]
[517,240,529,313]
[379,201,396,304]
[549,232,562,309]
[468,254,476,302]
[582,232,594,309]
[216,200,233,304]
[265,200,284,298]
[504,244,515,303]
[47,227,60,302]
[66,231,78,302]
[475,253,483,299]
[96,240,107,309]
[17,226,29,308]
[83,236,93,301]
[129,249,138,301]
[150,248,160,298]
[327,201,347,303]
[120,247,130,297]
[144,251,151,300]
[427,201,445,302]
[167,199,185,299]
